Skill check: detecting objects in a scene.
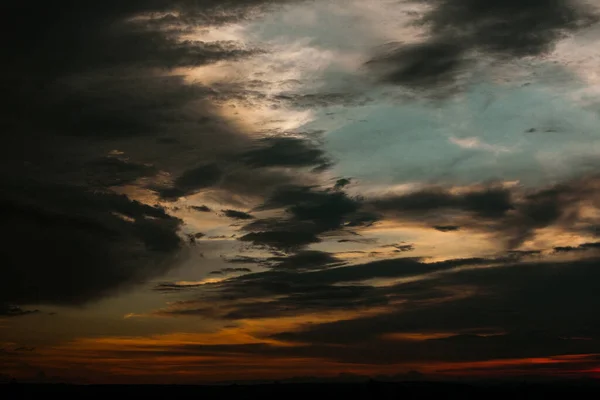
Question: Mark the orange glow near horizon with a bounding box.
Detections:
[3,324,599,384]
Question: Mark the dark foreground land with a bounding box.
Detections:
[3,381,600,399]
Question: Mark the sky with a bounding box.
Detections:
[4,0,600,384]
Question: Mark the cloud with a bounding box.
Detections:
[4,3,258,81]
[159,283,389,320]
[0,305,39,318]
[366,0,597,93]
[4,0,320,192]
[155,255,516,321]
[221,284,389,319]
[367,40,469,92]
[266,250,344,271]
[6,0,600,381]
[271,255,600,348]
[239,230,322,251]
[2,0,328,309]
[553,241,600,253]
[260,185,375,231]
[1,179,183,306]
[191,205,212,212]
[162,332,600,366]
[449,137,511,154]
[222,256,265,264]
[158,164,223,200]
[366,175,600,248]
[392,244,415,252]
[185,172,600,318]
[272,92,371,109]
[220,250,342,271]
[235,183,376,251]
[435,353,600,376]
[240,137,331,169]
[423,0,595,56]
[334,178,352,191]
[369,186,514,219]
[83,157,157,187]
[433,225,461,232]
[210,268,253,275]
[222,209,255,220]
[5,0,356,315]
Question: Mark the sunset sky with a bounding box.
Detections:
[4,0,600,384]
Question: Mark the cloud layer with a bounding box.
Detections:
[367,0,597,94]
[4,0,600,384]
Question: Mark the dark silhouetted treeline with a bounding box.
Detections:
[2,381,600,400]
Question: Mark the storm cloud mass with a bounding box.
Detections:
[1,0,311,307]
[3,0,600,385]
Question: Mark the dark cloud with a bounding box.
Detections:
[222,209,255,220]
[553,242,600,253]
[160,283,388,320]
[370,186,514,219]
[166,164,223,198]
[186,232,205,243]
[499,183,590,248]
[433,225,460,232]
[3,2,263,74]
[0,305,39,318]
[333,178,352,191]
[394,244,415,252]
[506,250,542,258]
[367,0,597,92]
[191,205,212,212]
[221,284,389,319]
[210,268,252,275]
[215,167,318,204]
[152,245,600,365]
[367,177,600,248]
[2,0,323,309]
[156,255,511,320]
[221,251,342,271]
[153,283,191,292]
[156,163,225,201]
[223,256,265,264]
[224,250,342,270]
[235,183,375,251]
[1,179,183,306]
[262,185,367,230]
[367,40,469,91]
[273,256,445,285]
[423,0,595,56]
[143,323,600,368]
[272,256,600,346]
[167,332,600,366]
[4,2,266,142]
[223,267,253,273]
[266,251,344,271]
[239,231,322,252]
[3,0,317,187]
[83,157,157,187]
[240,137,330,169]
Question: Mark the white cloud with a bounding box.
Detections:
[449,136,512,153]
